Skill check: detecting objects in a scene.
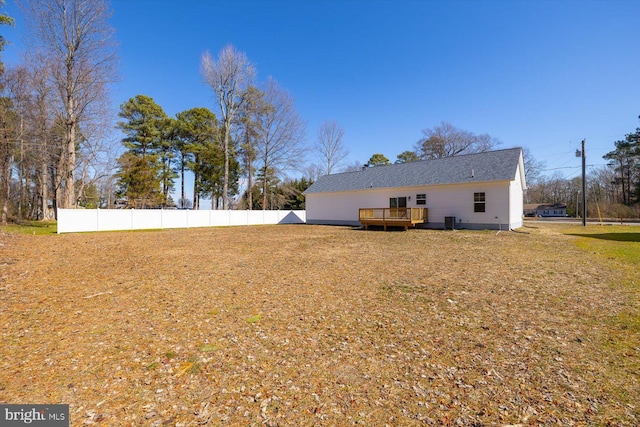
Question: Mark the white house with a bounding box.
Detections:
[304,147,527,230]
[524,203,567,217]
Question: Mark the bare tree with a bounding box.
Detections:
[0,59,57,221]
[341,160,365,173]
[236,85,264,210]
[302,163,324,182]
[22,0,118,209]
[522,146,545,187]
[0,73,17,224]
[314,119,348,175]
[75,132,120,209]
[590,166,618,206]
[201,45,255,209]
[26,57,56,219]
[415,121,500,159]
[0,0,13,72]
[254,78,306,210]
[2,66,28,219]
[0,0,14,223]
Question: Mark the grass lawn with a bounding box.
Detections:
[0,223,638,425]
[0,220,57,235]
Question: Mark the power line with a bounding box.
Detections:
[542,163,608,172]
[542,166,581,172]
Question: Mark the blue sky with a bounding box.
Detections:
[3,0,640,189]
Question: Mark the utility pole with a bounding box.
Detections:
[576,139,587,226]
[581,139,586,226]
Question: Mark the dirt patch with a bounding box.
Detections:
[0,225,637,425]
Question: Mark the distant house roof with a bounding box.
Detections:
[305,148,524,194]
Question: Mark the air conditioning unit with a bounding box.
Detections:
[445,216,456,230]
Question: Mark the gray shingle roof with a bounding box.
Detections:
[305,148,523,194]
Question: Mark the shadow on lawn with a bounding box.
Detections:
[567,232,640,242]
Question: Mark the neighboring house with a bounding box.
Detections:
[304,147,526,230]
[523,203,567,217]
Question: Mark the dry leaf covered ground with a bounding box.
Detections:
[0,224,638,426]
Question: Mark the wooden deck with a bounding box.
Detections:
[359,208,428,231]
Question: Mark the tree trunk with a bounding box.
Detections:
[40,155,48,219]
[163,155,170,206]
[619,159,628,205]
[65,128,76,208]
[247,157,253,210]
[17,134,23,218]
[76,166,88,209]
[625,164,632,205]
[193,153,199,210]
[36,127,50,219]
[180,155,185,208]
[55,144,66,218]
[246,131,253,210]
[63,89,76,208]
[1,152,11,224]
[222,121,230,210]
[262,165,268,210]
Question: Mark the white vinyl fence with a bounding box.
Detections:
[57,209,306,234]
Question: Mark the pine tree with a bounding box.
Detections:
[116,95,168,208]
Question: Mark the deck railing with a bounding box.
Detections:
[359,208,428,222]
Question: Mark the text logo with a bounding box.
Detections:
[0,405,69,426]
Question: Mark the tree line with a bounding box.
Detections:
[0,1,322,223]
[116,42,360,212]
[114,86,309,211]
[355,121,502,168]
[526,120,640,219]
[0,0,117,223]
[1,1,637,223]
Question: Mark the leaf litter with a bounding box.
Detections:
[0,224,637,425]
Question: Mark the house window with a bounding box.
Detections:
[416,194,426,205]
[474,192,485,213]
[389,197,407,208]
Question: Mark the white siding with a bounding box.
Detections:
[509,169,524,229]
[307,181,514,229]
[307,150,526,230]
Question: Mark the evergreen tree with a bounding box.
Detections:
[282,177,312,210]
[604,117,640,206]
[175,107,218,209]
[116,95,168,207]
[395,150,420,163]
[186,121,240,209]
[115,152,163,208]
[366,153,390,166]
[0,1,14,75]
